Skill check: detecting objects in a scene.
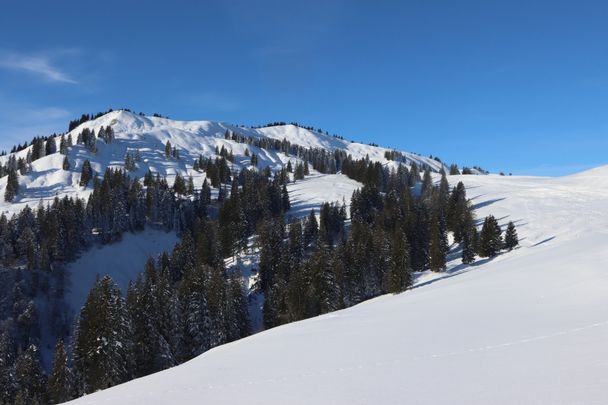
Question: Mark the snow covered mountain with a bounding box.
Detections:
[0,109,444,319]
[65,165,608,405]
[0,110,444,216]
[0,110,448,373]
[3,110,605,404]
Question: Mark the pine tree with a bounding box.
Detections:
[478,215,502,258]
[46,138,57,155]
[164,140,172,159]
[4,168,19,202]
[384,229,412,293]
[217,184,226,202]
[197,179,211,216]
[504,221,519,251]
[72,275,134,394]
[317,246,341,314]
[429,210,448,272]
[287,219,304,269]
[14,345,46,405]
[258,220,284,293]
[0,332,16,404]
[438,171,450,209]
[409,203,430,272]
[429,221,445,271]
[461,233,475,265]
[47,339,72,404]
[124,153,136,171]
[281,183,290,211]
[206,266,228,347]
[294,162,304,181]
[127,261,176,378]
[62,156,70,170]
[421,168,433,200]
[173,174,186,195]
[59,136,68,155]
[178,264,211,361]
[447,182,467,242]
[303,209,318,248]
[225,275,250,341]
[79,160,93,187]
[461,209,476,264]
[17,227,36,270]
[187,176,195,195]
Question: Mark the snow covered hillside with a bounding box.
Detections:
[65,229,179,313]
[0,109,448,377]
[66,166,608,405]
[0,110,443,216]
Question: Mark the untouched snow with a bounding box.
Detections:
[66,166,608,404]
[286,172,362,218]
[65,228,178,312]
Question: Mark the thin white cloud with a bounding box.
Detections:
[0,52,77,84]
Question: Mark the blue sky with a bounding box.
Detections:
[0,0,606,175]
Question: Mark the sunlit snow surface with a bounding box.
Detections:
[67,166,608,405]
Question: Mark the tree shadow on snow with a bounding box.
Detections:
[532,236,556,247]
[410,256,497,290]
[473,197,506,210]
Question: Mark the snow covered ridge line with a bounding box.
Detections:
[0,108,451,176]
[0,108,462,217]
[70,109,448,168]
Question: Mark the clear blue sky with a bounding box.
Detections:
[1,0,606,175]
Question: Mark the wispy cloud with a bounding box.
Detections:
[0,51,77,84]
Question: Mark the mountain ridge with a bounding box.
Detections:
[0,109,446,215]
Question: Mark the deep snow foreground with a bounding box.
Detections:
[67,167,608,405]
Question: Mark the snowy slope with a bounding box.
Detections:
[65,228,179,313]
[66,166,608,405]
[286,172,362,218]
[0,110,443,216]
